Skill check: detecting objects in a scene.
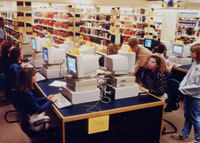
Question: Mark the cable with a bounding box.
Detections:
[75,75,112,113]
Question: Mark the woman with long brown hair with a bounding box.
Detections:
[140,55,167,97]
[15,68,57,116]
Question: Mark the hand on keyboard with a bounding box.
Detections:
[48,95,58,102]
[53,93,72,109]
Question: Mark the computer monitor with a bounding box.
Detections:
[144,38,152,48]
[172,44,191,58]
[106,50,136,75]
[79,45,95,55]
[66,53,99,78]
[31,37,51,52]
[43,47,66,65]
[144,38,160,52]
[31,37,36,51]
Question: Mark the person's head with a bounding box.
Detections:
[10,48,23,64]
[16,68,37,92]
[156,43,166,54]
[128,38,139,52]
[190,43,200,64]
[107,43,118,55]
[147,55,161,72]
[1,42,12,57]
[0,17,5,27]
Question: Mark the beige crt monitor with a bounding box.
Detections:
[66,52,99,78]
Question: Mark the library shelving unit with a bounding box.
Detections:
[119,8,150,44]
[3,11,20,48]
[33,4,80,45]
[79,6,116,47]
[175,11,199,44]
[1,1,33,48]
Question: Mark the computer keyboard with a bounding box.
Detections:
[54,93,72,109]
[26,62,34,68]
[36,72,46,82]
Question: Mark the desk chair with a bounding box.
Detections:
[162,79,182,135]
[0,73,12,107]
[4,99,58,143]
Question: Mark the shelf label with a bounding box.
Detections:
[175,40,184,45]
[120,44,132,52]
[88,115,109,134]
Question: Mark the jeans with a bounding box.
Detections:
[181,96,200,141]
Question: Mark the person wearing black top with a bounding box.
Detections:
[0,43,12,74]
[140,55,167,97]
[0,43,12,91]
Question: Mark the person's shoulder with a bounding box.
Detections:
[10,63,20,68]
[140,46,152,55]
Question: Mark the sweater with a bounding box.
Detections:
[179,61,200,99]
[142,69,167,97]
[14,91,53,115]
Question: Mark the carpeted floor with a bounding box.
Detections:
[0,93,195,143]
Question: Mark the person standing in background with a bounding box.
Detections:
[0,17,7,56]
[128,38,152,83]
[172,43,200,143]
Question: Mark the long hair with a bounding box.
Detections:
[190,43,200,64]
[1,42,12,57]
[148,55,161,72]
[155,43,166,54]
[10,48,21,64]
[16,68,37,92]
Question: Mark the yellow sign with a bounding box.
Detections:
[69,47,80,55]
[175,40,184,45]
[120,44,132,53]
[88,115,109,134]
[164,35,172,40]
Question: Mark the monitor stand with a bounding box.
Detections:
[61,76,100,104]
[30,52,43,68]
[40,63,67,79]
[62,86,100,105]
[168,56,192,66]
[106,75,139,100]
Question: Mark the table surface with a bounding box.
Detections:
[36,78,164,121]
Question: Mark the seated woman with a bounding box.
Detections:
[6,48,26,100]
[0,43,12,91]
[0,42,12,75]
[154,43,172,73]
[8,48,24,89]
[14,68,58,131]
[140,55,167,97]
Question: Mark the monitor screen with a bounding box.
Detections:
[67,56,77,75]
[43,48,48,63]
[173,44,183,55]
[144,39,152,48]
[31,38,36,50]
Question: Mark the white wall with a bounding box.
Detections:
[161,9,177,40]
